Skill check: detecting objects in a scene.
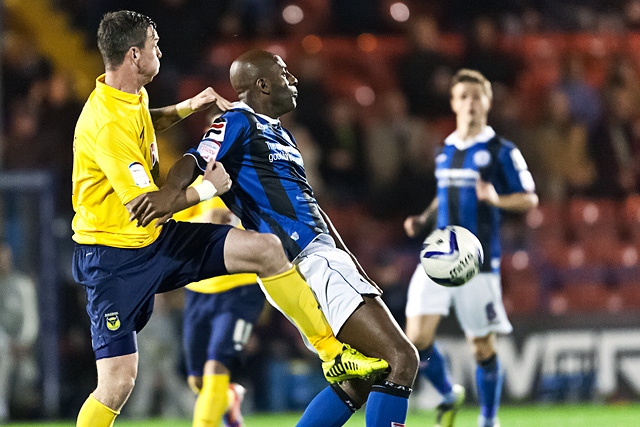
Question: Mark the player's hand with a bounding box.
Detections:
[476,179,499,206]
[127,186,181,227]
[403,215,424,238]
[203,161,232,196]
[190,87,234,114]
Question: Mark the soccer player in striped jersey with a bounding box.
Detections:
[403,69,539,427]
[130,50,419,427]
[73,12,384,427]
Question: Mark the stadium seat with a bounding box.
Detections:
[625,33,640,62]
[525,201,568,248]
[549,282,618,314]
[622,194,640,244]
[609,244,639,268]
[615,283,640,311]
[501,251,542,315]
[567,198,620,242]
[609,246,640,310]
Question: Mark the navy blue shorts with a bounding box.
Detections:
[72,220,232,359]
[183,284,264,376]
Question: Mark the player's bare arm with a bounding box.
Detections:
[150,87,234,132]
[404,197,439,238]
[476,179,539,212]
[128,157,231,227]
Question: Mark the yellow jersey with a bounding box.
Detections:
[174,193,258,294]
[72,75,161,248]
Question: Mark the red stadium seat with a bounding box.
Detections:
[501,251,541,315]
[549,282,618,315]
[622,195,640,244]
[567,198,620,242]
[620,287,640,310]
[525,202,568,250]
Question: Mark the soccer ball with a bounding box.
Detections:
[420,225,484,287]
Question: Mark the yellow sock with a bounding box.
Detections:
[261,267,343,361]
[76,394,119,427]
[193,374,229,427]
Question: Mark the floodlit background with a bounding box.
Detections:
[3,0,640,423]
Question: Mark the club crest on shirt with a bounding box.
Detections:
[129,162,151,188]
[105,312,121,331]
[473,150,491,168]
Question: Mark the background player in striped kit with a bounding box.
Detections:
[403,69,539,427]
[129,49,419,427]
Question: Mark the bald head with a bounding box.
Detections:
[230,50,278,95]
[229,49,299,118]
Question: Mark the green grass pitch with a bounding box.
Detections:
[8,403,640,426]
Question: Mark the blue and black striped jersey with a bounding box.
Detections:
[435,126,535,273]
[186,102,329,260]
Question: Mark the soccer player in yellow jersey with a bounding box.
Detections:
[174,196,262,427]
[72,10,386,427]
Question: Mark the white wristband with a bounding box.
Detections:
[176,99,193,118]
[193,180,217,202]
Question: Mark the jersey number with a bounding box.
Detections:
[232,318,253,351]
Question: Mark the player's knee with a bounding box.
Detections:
[403,340,420,374]
[471,334,496,361]
[258,233,285,255]
[473,346,496,362]
[120,374,136,395]
[97,373,136,404]
[387,340,420,386]
[251,233,289,273]
[406,331,434,351]
[187,376,202,394]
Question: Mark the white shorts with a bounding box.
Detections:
[405,263,513,338]
[294,234,381,335]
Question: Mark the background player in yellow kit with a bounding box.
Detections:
[174,195,263,427]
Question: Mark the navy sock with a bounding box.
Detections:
[296,385,356,427]
[419,344,453,396]
[476,354,503,420]
[365,381,411,427]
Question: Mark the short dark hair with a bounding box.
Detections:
[450,68,493,101]
[97,10,156,70]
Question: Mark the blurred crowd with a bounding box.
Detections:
[4,0,640,421]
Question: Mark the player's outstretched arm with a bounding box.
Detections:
[127,157,231,227]
[150,87,234,132]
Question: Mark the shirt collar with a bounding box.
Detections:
[95,74,144,104]
[232,101,281,126]
[444,126,496,150]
